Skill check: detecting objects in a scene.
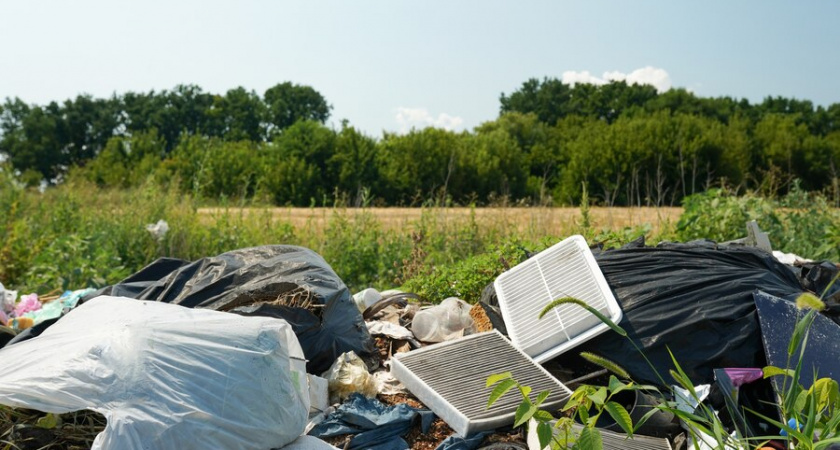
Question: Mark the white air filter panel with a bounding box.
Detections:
[390,331,571,436]
[494,235,621,363]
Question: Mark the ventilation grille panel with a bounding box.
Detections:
[390,331,571,436]
[494,235,622,363]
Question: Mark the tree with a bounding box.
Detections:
[214,87,266,142]
[259,120,336,205]
[0,99,65,183]
[330,121,378,206]
[499,78,572,125]
[263,82,331,134]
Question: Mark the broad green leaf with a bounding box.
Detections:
[514,401,538,428]
[587,387,607,406]
[534,390,550,406]
[763,365,795,379]
[487,378,516,408]
[604,401,634,436]
[539,297,626,337]
[577,405,590,423]
[536,421,553,450]
[519,385,532,398]
[608,375,626,394]
[812,378,839,412]
[533,409,555,422]
[577,426,603,450]
[795,389,810,413]
[486,372,512,387]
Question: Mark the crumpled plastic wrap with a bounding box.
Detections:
[0,296,310,450]
[323,351,378,404]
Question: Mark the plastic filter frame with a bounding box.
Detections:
[493,235,622,363]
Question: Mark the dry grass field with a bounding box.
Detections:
[198,206,683,237]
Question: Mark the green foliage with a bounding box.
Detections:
[676,186,840,259]
[400,239,532,303]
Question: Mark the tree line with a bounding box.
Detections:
[1,78,839,206]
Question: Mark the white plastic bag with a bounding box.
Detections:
[410,297,474,342]
[0,296,309,450]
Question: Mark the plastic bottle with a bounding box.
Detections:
[410,297,474,343]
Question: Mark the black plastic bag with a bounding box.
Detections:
[553,241,806,388]
[86,245,374,374]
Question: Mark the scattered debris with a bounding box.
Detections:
[323,351,379,404]
[144,219,169,241]
[411,297,474,343]
[2,228,839,449]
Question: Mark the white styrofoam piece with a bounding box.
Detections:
[494,235,622,363]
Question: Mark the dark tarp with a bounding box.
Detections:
[755,290,840,390]
[551,241,807,388]
[308,393,434,450]
[83,245,374,374]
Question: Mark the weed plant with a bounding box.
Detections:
[1,167,837,300]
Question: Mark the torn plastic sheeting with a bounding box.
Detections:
[308,393,433,450]
[0,296,310,450]
[322,351,378,404]
[552,241,806,388]
[434,430,493,450]
[84,245,375,374]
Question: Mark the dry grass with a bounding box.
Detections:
[198,207,682,236]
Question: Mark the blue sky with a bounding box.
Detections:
[1,1,838,136]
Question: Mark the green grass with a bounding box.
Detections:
[1,168,837,302]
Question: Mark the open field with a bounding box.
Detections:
[197,206,683,236]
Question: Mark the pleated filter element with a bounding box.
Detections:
[390,330,571,436]
[494,235,622,363]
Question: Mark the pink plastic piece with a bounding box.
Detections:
[14,293,41,316]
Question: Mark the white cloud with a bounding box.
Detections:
[562,66,672,93]
[394,107,464,133]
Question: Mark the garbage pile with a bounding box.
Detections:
[0,228,838,450]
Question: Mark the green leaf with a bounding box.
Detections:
[608,375,626,394]
[577,426,603,450]
[35,413,60,429]
[534,390,551,406]
[533,409,555,422]
[604,401,634,436]
[816,436,840,450]
[487,378,517,408]
[763,365,796,379]
[789,310,816,357]
[539,297,626,337]
[486,372,513,387]
[587,387,608,406]
[514,401,538,428]
[812,378,839,413]
[536,421,553,450]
